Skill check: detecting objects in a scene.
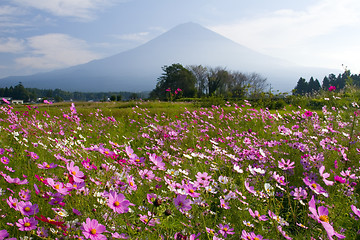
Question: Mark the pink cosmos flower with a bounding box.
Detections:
[19,189,31,201]
[7,196,19,210]
[149,153,166,170]
[37,162,57,169]
[303,177,328,197]
[0,229,9,239]
[139,169,155,180]
[146,193,157,204]
[47,178,69,195]
[290,187,308,201]
[3,175,28,185]
[18,201,39,216]
[351,205,360,218]
[304,110,313,117]
[183,183,200,198]
[127,175,137,191]
[139,211,160,226]
[67,161,84,182]
[328,86,336,91]
[0,156,9,164]
[217,224,234,238]
[16,217,38,231]
[278,158,295,170]
[174,194,192,212]
[82,218,106,240]
[220,199,230,209]
[249,208,268,221]
[108,191,133,214]
[273,172,287,186]
[244,181,257,196]
[309,196,345,240]
[334,175,346,183]
[319,165,334,186]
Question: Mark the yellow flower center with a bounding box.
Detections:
[311,183,317,189]
[319,215,329,223]
[136,159,140,162]
[144,218,148,223]
[114,201,120,206]
[24,207,31,212]
[189,189,194,193]
[90,229,97,235]
[24,222,31,227]
[130,182,134,186]
[55,184,60,189]
[12,202,17,207]
[223,227,228,232]
[71,171,76,175]
[254,238,260,240]
[46,164,50,168]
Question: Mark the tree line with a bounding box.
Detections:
[0,82,149,102]
[150,63,268,100]
[293,69,360,95]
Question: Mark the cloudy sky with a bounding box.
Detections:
[0,0,359,79]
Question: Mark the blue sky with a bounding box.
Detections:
[0,0,359,79]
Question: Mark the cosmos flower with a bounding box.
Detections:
[319,165,334,186]
[351,205,360,218]
[67,161,85,182]
[18,201,39,216]
[108,191,133,214]
[328,86,336,91]
[278,158,295,170]
[37,162,57,169]
[217,224,234,238]
[174,194,192,212]
[249,208,268,221]
[308,196,345,240]
[303,177,328,197]
[81,218,106,240]
[16,217,38,231]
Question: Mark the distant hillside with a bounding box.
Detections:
[0,22,339,92]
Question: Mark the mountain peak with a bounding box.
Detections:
[0,22,331,92]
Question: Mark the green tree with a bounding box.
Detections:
[110,95,116,101]
[293,77,308,95]
[150,63,196,100]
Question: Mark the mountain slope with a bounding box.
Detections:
[0,22,336,92]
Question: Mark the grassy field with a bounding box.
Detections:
[0,98,359,239]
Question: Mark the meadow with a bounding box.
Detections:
[0,91,359,239]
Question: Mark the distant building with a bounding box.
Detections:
[12,99,23,104]
[0,97,24,105]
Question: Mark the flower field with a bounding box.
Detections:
[0,98,359,239]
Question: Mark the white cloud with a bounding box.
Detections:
[16,34,100,69]
[0,37,25,53]
[111,32,150,42]
[12,0,125,21]
[210,0,360,69]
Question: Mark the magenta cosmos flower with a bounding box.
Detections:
[303,177,328,197]
[108,191,133,214]
[309,196,345,239]
[16,217,38,231]
[82,218,106,240]
[218,224,235,238]
[67,161,85,182]
[18,201,39,216]
[328,86,336,91]
[174,194,192,212]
